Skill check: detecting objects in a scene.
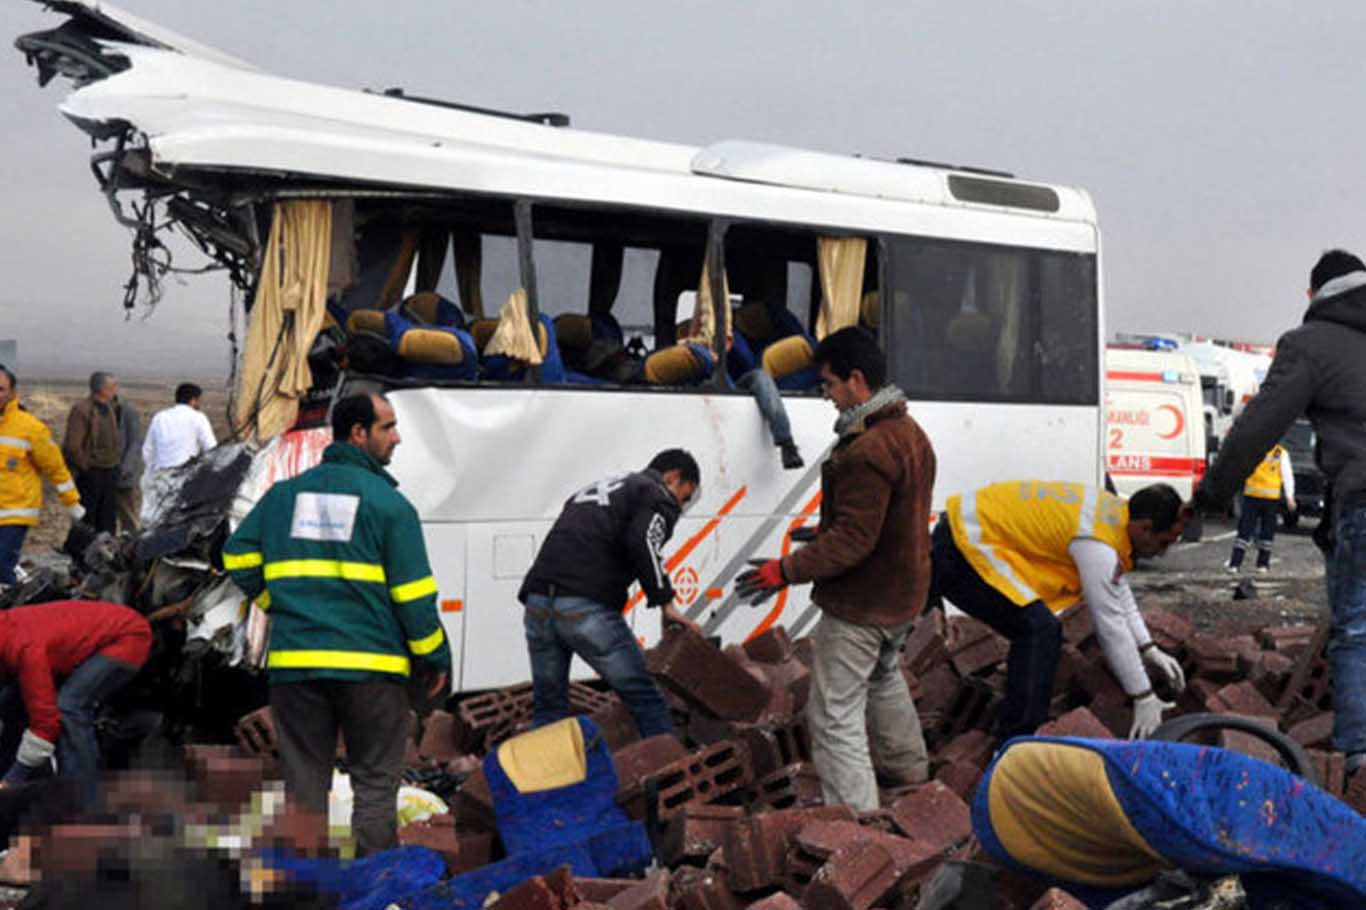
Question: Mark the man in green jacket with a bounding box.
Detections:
[224,393,449,854]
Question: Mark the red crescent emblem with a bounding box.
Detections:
[1156,404,1184,440]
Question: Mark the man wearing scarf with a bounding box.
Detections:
[736,327,936,812]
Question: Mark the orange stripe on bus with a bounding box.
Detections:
[705,588,724,600]
[441,599,463,613]
[623,485,748,614]
[746,491,823,643]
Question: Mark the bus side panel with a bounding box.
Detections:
[420,522,466,692]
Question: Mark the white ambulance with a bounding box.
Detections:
[1104,347,1207,503]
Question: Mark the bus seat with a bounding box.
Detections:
[735,301,777,344]
[643,343,712,385]
[401,291,466,329]
[555,314,594,371]
[347,309,387,336]
[397,327,466,365]
[481,315,567,384]
[860,290,881,331]
[470,318,500,352]
[762,335,819,390]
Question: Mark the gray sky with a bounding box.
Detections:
[5,1,1366,377]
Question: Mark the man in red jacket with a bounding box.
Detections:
[0,600,151,803]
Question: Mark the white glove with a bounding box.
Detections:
[67,503,86,522]
[1141,645,1187,694]
[1128,692,1175,740]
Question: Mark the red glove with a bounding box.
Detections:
[735,558,787,604]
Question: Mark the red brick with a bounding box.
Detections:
[648,626,772,723]
[417,710,460,762]
[753,658,812,716]
[450,767,496,831]
[589,697,641,751]
[1288,713,1334,749]
[933,760,984,802]
[793,637,815,668]
[652,741,753,817]
[802,836,939,910]
[887,781,972,855]
[607,869,670,910]
[901,611,949,677]
[1070,659,1127,706]
[937,677,998,738]
[1217,715,1282,766]
[948,621,1010,677]
[575,879,641,903]
[1030,888,1087,910]
[1307,749,1346,797]
[722,806,855,891]
[1259,623,1317,654]
[1251,651,1296,702]
[1207,681,1279,721]
[935,730,995,769]
[1143,607,1196,654]
[911,665,960,733]
[398,814,493,874]
[783,836,827,897]
[749,762,824,811]
[458,684,535,741]
[1188,634,1241,679]
[613,735,690,801]
[737,719,812,780]
[744,626,795,664]
[490,865,579,910]
[657,804,744,865]
[1036,706,1113,740]
[1345,770,1366,817]
[1278,624,1334,724]
[669,867,741,910]
[1057,604,1093,646]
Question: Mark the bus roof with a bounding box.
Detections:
[20,2,1099,243]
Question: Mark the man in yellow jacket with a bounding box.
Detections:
[931,481,1187,743]
[0,366,84,585]
[1226,444,1295,574]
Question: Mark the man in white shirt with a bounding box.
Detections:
[140,384,217,521]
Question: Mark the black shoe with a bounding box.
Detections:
[780,442,804,470]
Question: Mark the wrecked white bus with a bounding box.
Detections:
[17,2,1105,693]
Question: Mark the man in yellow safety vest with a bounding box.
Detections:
[930,480,1188,742]
[1226,444,1295,574]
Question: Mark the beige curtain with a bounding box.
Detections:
[816,236,867,340]
[234,200,334,441]
[680,256,731,349]
[484,288,543,364]
[452,229,484,318]
[377,227,421,311]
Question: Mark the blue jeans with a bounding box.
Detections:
[0,654,139,805]
[736,369,794,447]
[523,592,675,738]
[1231,496,1279,568]
[0,525,28,585]
[1328,504,1366,757]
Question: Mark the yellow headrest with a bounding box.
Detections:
[555,314,593,351]
[761,335,814,380]
[470,319,499,352]
[402,291,444,325]
[643,345,703,385]
[536,321,549,359]
[346,309,387,336]
[496,718,587,794]
[397,328,465,365]
[735,302,775,343]
[860,291,881,330]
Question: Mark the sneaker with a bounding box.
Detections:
[780,442,804,470]
[1224,562,1239,574]
[1255,565,1270,574]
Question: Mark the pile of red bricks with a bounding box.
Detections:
[211,609,1359,910]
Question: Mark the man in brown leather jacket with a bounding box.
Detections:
[737,328,937,811]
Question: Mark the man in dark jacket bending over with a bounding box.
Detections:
[1192,249,1366,780]
[737,328,937,812]
[519,449,699,738]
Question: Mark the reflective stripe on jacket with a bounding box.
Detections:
[222,441,449,684]
[945,481,1133,614]
[1243,445,1286,500]
[0,398,80,526]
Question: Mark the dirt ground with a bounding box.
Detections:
[16,377,232,557]
[1129,513,1330,632]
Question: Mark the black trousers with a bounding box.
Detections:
[270,678,410,855]
[930,518,1062,740]
[75,466,120,534]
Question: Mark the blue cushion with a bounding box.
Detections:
[383,311,478,381]
[727,331,758,380]
[261,846,446,910]
[479,314,567,384]
[973,736,1366,910]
